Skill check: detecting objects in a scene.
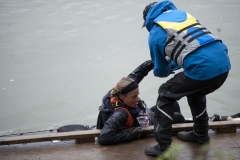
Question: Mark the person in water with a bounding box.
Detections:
[141,1,231,157]
[96,60,185,145]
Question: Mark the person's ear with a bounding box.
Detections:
[119,94,124,101]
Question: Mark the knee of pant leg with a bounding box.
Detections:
[156,97,175,110]
[155,104,175,121]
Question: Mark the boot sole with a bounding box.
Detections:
[178,133,210,144]
[144,146,162,157]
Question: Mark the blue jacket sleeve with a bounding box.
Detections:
[148,24,180,77]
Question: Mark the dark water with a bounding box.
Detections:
[0,0,240,135]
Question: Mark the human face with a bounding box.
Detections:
[119,88,139,108]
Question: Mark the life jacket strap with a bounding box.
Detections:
[166,22,200,47]
[115,107,134,127]
[170,25,212,62]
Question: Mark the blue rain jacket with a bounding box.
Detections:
[145,0,231,80]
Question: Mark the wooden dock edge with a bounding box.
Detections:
[0,121,240,145]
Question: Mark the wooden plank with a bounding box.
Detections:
[0,121,240,145]
[141,120,240,133]
[0,130,101,145]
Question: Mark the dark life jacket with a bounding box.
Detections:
[96,92,149,129]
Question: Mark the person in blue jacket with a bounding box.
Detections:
[142,0,231,157]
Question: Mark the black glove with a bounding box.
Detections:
[127,60,154,84]
[129,127,150,140]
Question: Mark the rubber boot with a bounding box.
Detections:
[145,143,170,157]
[177,131,210,144]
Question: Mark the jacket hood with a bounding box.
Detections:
[145,0,177,32]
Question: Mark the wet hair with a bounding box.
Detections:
[110,77,137,100]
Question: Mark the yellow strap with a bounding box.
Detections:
[156,13,198,32]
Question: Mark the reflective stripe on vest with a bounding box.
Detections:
[155,10,221,67]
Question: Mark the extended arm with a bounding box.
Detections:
[127,60,154,84]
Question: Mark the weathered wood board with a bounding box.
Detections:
[1,121,240,145]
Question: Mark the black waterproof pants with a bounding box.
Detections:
[154,71,229,145]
